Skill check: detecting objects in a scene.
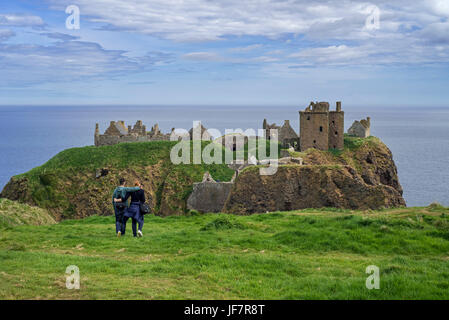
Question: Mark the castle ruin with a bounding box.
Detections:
[263,119,300,150]
[95,120,214,146]
[299,101,344,151]
[94,120,172,147]
[94,101,363,153]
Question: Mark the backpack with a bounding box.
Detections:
[114,187,127,210]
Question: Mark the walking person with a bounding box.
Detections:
[112,178,140,237]
[122,180,146,237]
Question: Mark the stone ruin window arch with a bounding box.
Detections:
[319,126,323,132]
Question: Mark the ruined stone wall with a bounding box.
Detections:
[299,112,329,151]
[186,182,234,213]
[328,111,344,150]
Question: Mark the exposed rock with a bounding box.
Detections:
[223,137,405,214]
[187,181,234,213]
[95,168,109,179]
[223,165,405,214]
[202,172,215,182]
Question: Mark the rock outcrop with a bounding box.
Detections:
[223,137,405,214]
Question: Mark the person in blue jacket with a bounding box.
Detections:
[112,178,140,237]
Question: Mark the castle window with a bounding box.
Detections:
[332,121,335,125]
[313,140,316,144]
[319,126,323,132]
[307,116,310,120]
[335,131,338,135]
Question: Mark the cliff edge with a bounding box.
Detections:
[223,136,405,214]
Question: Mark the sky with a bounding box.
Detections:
[0,0,449,107]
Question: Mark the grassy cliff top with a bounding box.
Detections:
[15,140,236,182]
[0,204,448,299]
[15,135,376,179]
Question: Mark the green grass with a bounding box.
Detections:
[1,205,449,299]
[0,198,56,228]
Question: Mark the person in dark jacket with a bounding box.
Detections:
[122,180,146,237]
[112,178,140,237]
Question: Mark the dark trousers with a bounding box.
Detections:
[123,215,144,237]
[113,204,125,234]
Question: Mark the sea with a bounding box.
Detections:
[0,105,448,207]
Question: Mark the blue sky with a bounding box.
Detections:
[1,0,449,106]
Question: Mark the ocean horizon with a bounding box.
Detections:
[1,104,448,207]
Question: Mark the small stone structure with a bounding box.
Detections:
[189,123,213,141]
[348,117,371,138]
[215,133,247,152]
[263,119,299,150]
[187,172,234,213]
[299,101,344,151]
[95,120,172,146]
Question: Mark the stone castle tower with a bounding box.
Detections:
[299,101,344,151]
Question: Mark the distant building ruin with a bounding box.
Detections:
[299,101,344,151]
[263,119,300,150]
[95,120,214,146]
[188,123,213,141]
[94,120,173,146]
[348,117,371,138]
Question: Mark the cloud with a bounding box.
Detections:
[0,14,45,27]
[0,29,15,42]
[39,0,449,67]
[229,44,262,53]
[182,52,223,61]
[428,0,449,17]
[43,0,377,41]
[40,32,80,41]
[0,39,173,87]
[290,45,370,65]
[418,22,449,44]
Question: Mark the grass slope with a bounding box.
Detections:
[0,198,55,228]
[1,205,449,299]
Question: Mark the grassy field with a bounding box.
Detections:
[1,202,449,299]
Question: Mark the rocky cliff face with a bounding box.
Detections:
[223,137,405,214]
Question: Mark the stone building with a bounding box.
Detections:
[215,133,247,152]
[95,120,171,146]
[189,123,213,141]
[299,101,344,151]
[348,117,371,138]
[263,119,300,150]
